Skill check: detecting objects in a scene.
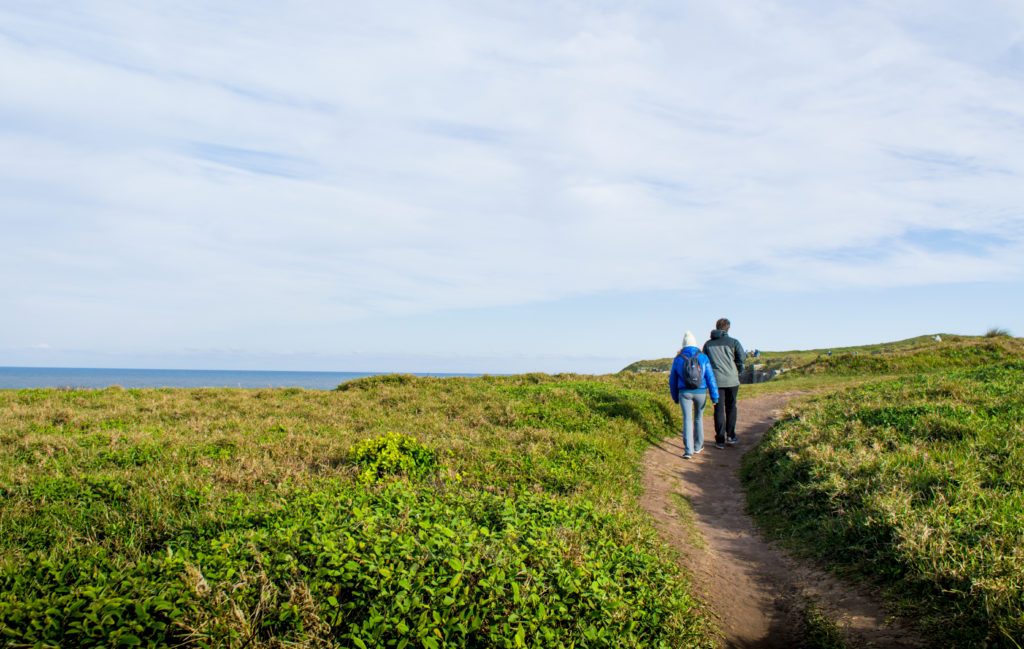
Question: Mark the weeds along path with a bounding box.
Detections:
[641,392,923,649]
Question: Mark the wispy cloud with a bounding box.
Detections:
[188,142,317,179]
[2,1,1023,365]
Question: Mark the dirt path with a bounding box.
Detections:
[641,392,923,648]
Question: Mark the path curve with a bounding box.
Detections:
[641,392,923,648]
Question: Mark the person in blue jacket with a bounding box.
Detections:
[669,331,719,459]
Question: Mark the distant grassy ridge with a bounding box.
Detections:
[742,336,1024,648]
[776,335,1020,377]
[0,373,714,648]
[620,333,968,374]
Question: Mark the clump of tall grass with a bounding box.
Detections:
[985,327,1011,337]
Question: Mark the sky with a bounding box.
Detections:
[2,1,1023,374]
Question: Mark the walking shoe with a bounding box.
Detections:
[683,453,693,460]
[726,437,738,445]
[695,447,704,454]
[713,442,725,449]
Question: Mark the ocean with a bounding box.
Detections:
[0,367,480,390]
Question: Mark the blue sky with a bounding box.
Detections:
[2,1,1023,373]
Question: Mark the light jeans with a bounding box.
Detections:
[680,391,707,455]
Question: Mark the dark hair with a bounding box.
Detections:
[716,318,730,331]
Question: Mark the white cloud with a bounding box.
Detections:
[2,1,1023,362]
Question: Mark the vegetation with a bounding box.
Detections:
[620,333,963,374]
[5,332,1024,647]
[0,373,715,648]
[748,333,969,373]
[742,336,1024,647]
[799,600,848,649]
[619,358,672,373]
[775,335,1020,377]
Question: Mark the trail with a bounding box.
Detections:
[640,392,923,648]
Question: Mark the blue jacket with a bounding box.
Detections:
[669,346,719,404]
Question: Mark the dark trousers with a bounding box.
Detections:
[714,386,739,443]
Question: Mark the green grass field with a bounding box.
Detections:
[0,373,715,648]
[743,335,1024,648]
[3,334,1022,647]
[620,333,966,374]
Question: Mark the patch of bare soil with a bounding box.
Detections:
[641,392,924,648]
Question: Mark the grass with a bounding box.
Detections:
[669,493,707,551]
[776,336,1021,377]
[747,333,965,372]
[741,337,1024,648]
[621,333,981,375]
[6,333,1024,647]
[0,373,716,648]
[799,600,848,649]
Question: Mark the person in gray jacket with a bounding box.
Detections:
[703,318,745,448]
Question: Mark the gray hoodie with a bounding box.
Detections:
[702,329,745,388]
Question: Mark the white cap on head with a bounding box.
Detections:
[682,331,697,348]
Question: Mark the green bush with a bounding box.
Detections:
[349,432,437,483]
[0,482,707,648]
[335,374,420,392]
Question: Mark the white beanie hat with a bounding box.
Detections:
[682,331,697,348]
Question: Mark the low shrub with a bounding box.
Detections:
[0,482,708,648]
[335,374,419,392]
[349,432,437,483]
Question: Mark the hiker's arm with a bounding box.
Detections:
[669,359,679,403]
[705,358,719,403]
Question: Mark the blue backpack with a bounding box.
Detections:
[683,354,703,389]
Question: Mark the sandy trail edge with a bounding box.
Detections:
[640,392,923,648]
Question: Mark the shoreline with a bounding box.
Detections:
[0,366,490,390]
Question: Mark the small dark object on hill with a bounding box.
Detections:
[985,327,1011,338]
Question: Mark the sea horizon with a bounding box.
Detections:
[0,366,486,390]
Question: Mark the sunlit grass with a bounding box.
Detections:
[0,373,716,648]
[742,343,1024,648]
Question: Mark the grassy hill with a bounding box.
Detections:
[743,334,1024,648]
[0,373,715,648]
[621,333,972,374]
[3,333,1022,647]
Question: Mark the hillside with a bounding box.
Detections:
[3,334,1023,647]
[0,373,716,648]
[621,333,971,375]
[743,334,1024,648]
